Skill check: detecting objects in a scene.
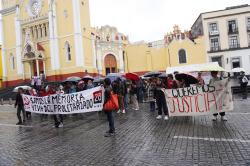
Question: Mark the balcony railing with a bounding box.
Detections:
[210,46,221,52]
[228,28,238,34]
[209,30,219,36]
[229,44,240,49]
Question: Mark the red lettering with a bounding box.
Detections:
[195,94,205,112]
[182,96,190,113]
[177,98,184,112]
[206,93,217,111]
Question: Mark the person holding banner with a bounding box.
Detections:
[103,78,116,137]
[155,78,169,120]
[46,85,64,128]
[209,71,227,121]
[15,88,26,125]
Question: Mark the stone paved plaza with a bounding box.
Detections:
[0,97,250,166]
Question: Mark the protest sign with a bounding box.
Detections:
[164,79,233,117]
[22,86,104,114]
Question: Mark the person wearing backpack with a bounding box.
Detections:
[239,71,248,99]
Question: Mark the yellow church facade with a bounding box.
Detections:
[0,45,2,87]
[0,0,206,87]
[125,26,206,74]
[1,0,96,87]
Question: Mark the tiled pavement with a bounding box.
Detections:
[0,97,250,166]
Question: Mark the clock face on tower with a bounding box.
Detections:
[29,0,42,16]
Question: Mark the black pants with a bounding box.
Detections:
[53,114,63,126]
[106,111,115,133]
[26,111,31,118]
[213,112,225,117]
[156,97,168,116]
[17,105,26,123]
[241,84,248,99]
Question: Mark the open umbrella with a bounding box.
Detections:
[106,73,125,82]
[13,86,32,92]
[124,73,140,81]
[175,73,198,85]
[63,76,81,83]
[143,71,162,77]
[93,76,105,83]
[158,73,167,78]
[231,67,245,73]
[82,75,94,82]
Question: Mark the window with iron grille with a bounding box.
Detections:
[229,35,239,48]
[178,49,187,64]
[228,20,237,33]
[209,23,218,31]
[210,37,220,51]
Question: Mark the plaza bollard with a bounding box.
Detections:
[0,98,3,105]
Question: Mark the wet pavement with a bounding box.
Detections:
[0,97,250,166]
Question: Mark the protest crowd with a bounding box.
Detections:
[14,69,248,137]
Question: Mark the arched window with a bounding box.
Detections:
[10,54,15,70]
[65,41,71,61]
[178,49,187,64]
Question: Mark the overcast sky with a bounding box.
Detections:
[89,0,250,42]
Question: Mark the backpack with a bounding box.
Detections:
[242,76,249,83]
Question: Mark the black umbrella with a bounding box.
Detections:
[63,76,81,83]
[158,73,167,78]
[175,73,198,85]
[143,71,162,78]
[82,75,94,82]
[93,76,105,83]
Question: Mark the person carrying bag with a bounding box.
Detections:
[103,78,118,137]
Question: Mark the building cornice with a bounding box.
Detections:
[207,46,250,53]
[0,6,16,15]
[21,14,49,26]
[204,11,250,20]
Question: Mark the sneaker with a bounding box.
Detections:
[58,123,64,128]
[221,116,227,121]
[16,122,22,125]
[104,132,115,137]
[212,116,217,121]
[122,109,126,114]
[164,116,169,120]
[117,109,121,114]
[156,115,162,120]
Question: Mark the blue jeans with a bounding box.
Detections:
[124,94,129,109]
[106,111,115,133]
[150,101,155,112]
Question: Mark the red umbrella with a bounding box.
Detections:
[124,73,140,81]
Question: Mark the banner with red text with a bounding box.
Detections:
[164,79,233,116]
[22,86,104,114]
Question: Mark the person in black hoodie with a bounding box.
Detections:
[15,88,26,125]
[155,78,169,120]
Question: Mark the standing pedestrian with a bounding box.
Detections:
[116,78,125,114]
[124,80,129,110]
[103,78,115,137]
[197,72,205,86]
[15,88,26,125]
[155,78,169,120]
[209,71,227,121]
[239,71,248,99]
[46,85,63,128]
[130,81,139,110]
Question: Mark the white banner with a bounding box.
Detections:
[22,86,104,114]
[164,79,233,117]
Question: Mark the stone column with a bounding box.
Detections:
[118,45,125,73]
[43,60,46,77]
[36,60,39,76]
